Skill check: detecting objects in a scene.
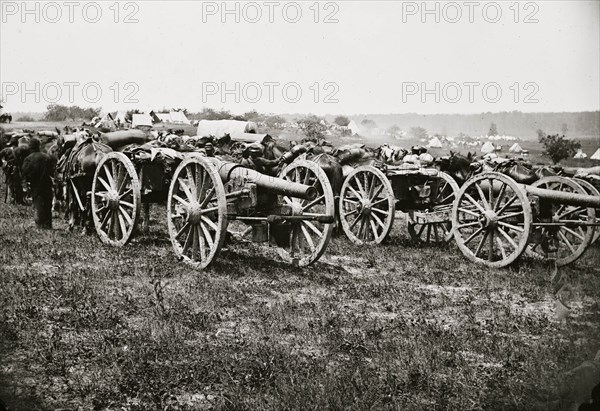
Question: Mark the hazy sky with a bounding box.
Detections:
[1,0,598,115]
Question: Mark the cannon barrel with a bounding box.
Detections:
[524,185,600,208]
[208,158,318,201]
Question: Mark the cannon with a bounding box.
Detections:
[89,151,335,269]
[451,172,599,268]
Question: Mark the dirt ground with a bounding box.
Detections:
[0,122,599,410]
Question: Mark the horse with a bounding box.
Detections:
[59,138,113,231]
[437,151,474,185]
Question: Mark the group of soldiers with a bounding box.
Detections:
[0,135,56,228]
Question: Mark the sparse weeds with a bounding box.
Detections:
[1,189,599,410]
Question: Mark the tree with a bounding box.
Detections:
[361,119,377,130]
[561,123,568,136]
[387,125,402,137]
[334,115,350,127]
[536,129,546,140]
[488,122,498,136]
[301,115,326,140]
[43,104,101,121]
[409,126,428,139]
[125,109,141,122]
[265,115,286,128]
[538,134,581,164]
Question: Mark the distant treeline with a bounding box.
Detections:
[334,111,600,139]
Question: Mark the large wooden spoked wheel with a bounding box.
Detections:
[452,172,532,268]
[167,157,228,270]
[279,160,335,266]
[339,166,395,245]
[407,171,459,244]
[91,152,141,247]
[573,178,600,245]
[528,176,595,266]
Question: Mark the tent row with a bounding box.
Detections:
[575,148,600,160]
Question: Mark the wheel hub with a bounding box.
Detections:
[105,191,120,210]
[480,210,499,229]
[187,203,203,224]
[359,199,372,216]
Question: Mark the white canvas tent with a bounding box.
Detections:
[509,143,523,153]
[481,141,496,154]
[94,113,116,131]
[591,148,600,160]
[169,111,190,124]
[574,149,587,159]
[132,113,154,128]
[346,120,361,135]
[196,120,258,138]
[427,137,443,148]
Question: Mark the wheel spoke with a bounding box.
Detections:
[475,183,490,210]
[195,164,204,202]
[497,194,518,215]
[488,230,494,261]
[371,211,386,229]
[475,231,489,256]
[369,218,379,240]
[465,193,486,213]
[101,209,112,230]
[119,188,132,199]
[417,223,426,238]
[178,178,195,202]
[354,176,367,197]
[300,224,316,252]
[98,176,112,192]
[173,195,190,208]
[557,230,576,253]
[196,225,206,260]
[496,236,507,260]
[463,227,484,245]
[200,187,216,208]
[119,206,133,226]
[559,226,585,241]
[302,195,325,211]
[348,186,363,201]
[182,228,193,256]
[343,209,359,218]
[176,222,190,240]
[458,207,480,217]
[200,222,214,250]
[497,227,518,249]
[556,206,585,220]
[498,211,524,221]
[498,221,524,233]
[304,221,323,237]
[186,166,197,199]
[370,182,385,201]
[349,214,362,230]
[118,213,128,239]
[103,165,116,189]
[372,198,389,207]
[457,221,480,229]
[493,183,507,211]
[201,216,218,232]
[371,207,389,216]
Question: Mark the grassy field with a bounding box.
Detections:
[1,121,599,409]
[1,175,599,410]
